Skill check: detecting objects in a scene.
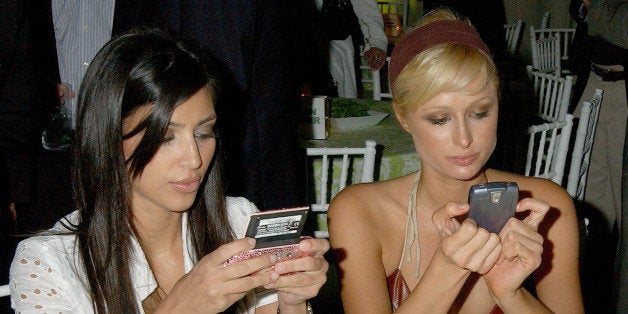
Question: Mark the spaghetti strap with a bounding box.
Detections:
[399,171,421,278]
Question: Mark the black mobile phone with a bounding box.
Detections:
[222,206,312,271]
[468,182,519,233]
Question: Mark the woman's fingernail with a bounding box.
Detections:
[247,238,256,246]
[274,263,286,273]
[299,240,310,250]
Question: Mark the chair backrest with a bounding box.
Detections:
[525,114,574,185]
[566,89,603,200]
[529,26,562,75]
[377,0,408,26]
[526,65,574,122]
[530,26,576,67]
[364,56,393,100]
[306,139,377,237]
[540,11,550,29]
[0,284,9,297]
[504,20,524,56]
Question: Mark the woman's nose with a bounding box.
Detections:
[180,141,202,169]
[453,121,473,148]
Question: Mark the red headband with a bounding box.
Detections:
[389,19,491,90]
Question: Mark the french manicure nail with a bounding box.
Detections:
[274,263,286,273]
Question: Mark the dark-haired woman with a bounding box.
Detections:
[9,27,328,313]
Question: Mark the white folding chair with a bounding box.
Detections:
[529,26,562,76]
[526,65,574,122]
[0,283,9,297]
[525,114,574,185]
[504,20,524,56]
[360,56,392,100]
[530,26,576,74]
[359,57,376,99]
[377,0,408,26]
[306,140,377,237]
[566,89,603,200]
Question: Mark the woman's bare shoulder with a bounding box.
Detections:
[329,174,413,211]
[327,174,414,233]
[487,169,574,209]
[327,175,413,265]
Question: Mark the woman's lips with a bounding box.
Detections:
[448,154,478,167]
[170,179,201,193]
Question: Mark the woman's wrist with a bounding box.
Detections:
[491,287,521,311]
[433,246,473,277]
[277,300,312,314]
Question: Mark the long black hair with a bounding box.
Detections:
[72,27,233,313]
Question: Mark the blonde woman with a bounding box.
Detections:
[328,9,583,313]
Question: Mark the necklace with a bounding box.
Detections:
[400,171,422,279]
[401,170,490,279]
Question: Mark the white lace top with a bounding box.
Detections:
[9,196,277,313]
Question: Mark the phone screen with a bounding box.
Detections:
[245,206,309,248]
[222,206,311,269]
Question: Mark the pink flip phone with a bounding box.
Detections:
[222,206,313,272]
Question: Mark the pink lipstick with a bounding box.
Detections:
[448,154,478,167]
[170,179,201,193]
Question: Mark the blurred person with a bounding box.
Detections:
[9,27,329,313]
[616,127,628,313]
[317,0,388,98]
[568,0,593,112]
[292,0,341,97]
[0,0,59,244]
[571,0,627,313]
[51,0,115,128]
[327,8,583,313]
[1,2,58,311]
[7,0,123,235]
[574,0,626,236]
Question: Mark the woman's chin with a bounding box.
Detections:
[167,199,197,213]
[450,166,485,181]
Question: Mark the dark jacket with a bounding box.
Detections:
[0,0,58,149]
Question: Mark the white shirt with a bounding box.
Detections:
[8,197,277,313]
[51,0,115,128]
[352,0,387,53]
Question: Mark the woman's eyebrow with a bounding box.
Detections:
[197,114,217,126]
[168,114,217,128]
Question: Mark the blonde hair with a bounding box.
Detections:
[391,9,499,116]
